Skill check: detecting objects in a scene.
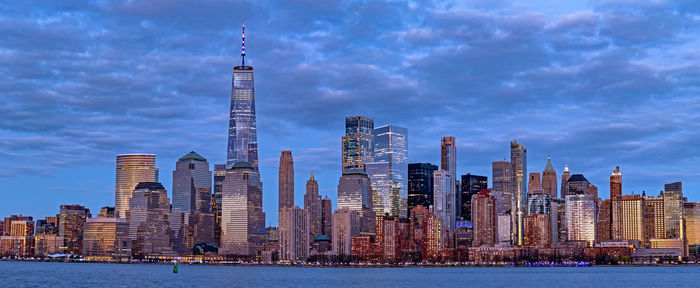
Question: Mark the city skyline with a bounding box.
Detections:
[3,1,700,225]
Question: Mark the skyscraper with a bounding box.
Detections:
[321,197,333,237]
[510,140,527,246]
[115,154,157,219]
[337,169,375,235]
[83,218,131,261]
[332,208,361,257]
[684,202,700,248]
[368,125,408,217]
[220,162,266,256]
[408,163,438,213]
[524,214,551,248]
[460,174,488,222]
[304,172,321,243]
[226,20,258,170]
[342,116,374,172]
[663,182,683,239]
[528,172,544,195]
[128,182,172,256]
[433,170,454,231]
[471,189,497,247]
[610,166,622,199]
[643,191,665,244]
[542,156,557,198]
[565,194,596,246]
[279,151,294,211]
[171,151,213,251]
[492,161,512,214]
[611,194,645,243]
[560,163,571,198]
[441,137,457,223]
[58,204,91,255]
[213,164,226,245]
[279,206,309,262]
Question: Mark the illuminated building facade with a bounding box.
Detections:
[433,170,454,231]
[663,182,683,239]
[441,137,457,225]
[279,206,308,262]
[128,182,172,256]
[643,192,665,244]
[278,150,294,211]
[115,154,157,219]
[684,202,700,247]
[342,116,374,172]
[332,208,360,256]
[471,189,497,247]
[321,197,333,237]
[560,164,571,198]
[492,160,512,214]
[375,215,400,261]
[171,151,213,252]
[371,125,408,217]
[423,213,444,260]
[408,163,438,213]
[597,199,612,242]
[524,214,551,248]
[226,20,258,170]
[83,218,131,260]
[510,140,527,246]
[0,216,34,256]
[527,193,551,216]
[610,166,622,199]
[213,164,226,245]
[59,204,91,254]
[220,162,266,256]
[304,172,322,244]
[612,195,645,243]
[337,169,375,235]
[565,194,596,246]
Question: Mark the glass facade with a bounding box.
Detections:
[433,170,454,231]
[460,174,488,222]
[663,182,683,239]
[611,195,644,243]
[370,125,408,217]
[527,194,551,216]
[565,194,596,246]
[226,65,258,170]
[83,218,131,260]
[684,202,700,246]
[408,163,438,213]
[510,141,527,246]
[441,137,457,227]
[59,204,91,255]
[337,170,375,235]
[127,182,172,256]
[115,154,157,219]
[492,161,512,214]
[342,116,374,172]
[220,164,266,256]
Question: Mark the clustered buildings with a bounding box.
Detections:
[2,22,699,265]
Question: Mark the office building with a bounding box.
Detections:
[220,162,266,256]
[115,154,157,219]
[610,166,622,199]
[304,172,322,243]
[171,151,214,252]
[492,160,512,214]
[59,204,91,255]
[83,218,131,260]
[342,116,374,172]
[408,163,438,213]
[279,206,309,262]
[663,182,683,239]
[472,189,497,247]
[433,170,454,231]
[542,156,557,198]
[278,151,294,211]
[510,140,527,246]
[560,164,571,198]
[441,136,457,224]
[321,197,333,237]
[128,182,172,256]
[612,194,645,243]
[528,172,544,195]
[332,208,361,256]
[565,194,597,246]
[372,125,408,217]
[460,174,488,222]
[337,169,375,235]
[524,214,551,248]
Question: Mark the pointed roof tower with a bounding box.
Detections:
[241,17,246,66]
[544,155,555,172]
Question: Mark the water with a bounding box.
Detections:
[0,261,698,287]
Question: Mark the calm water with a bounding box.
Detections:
[0,262,698,287]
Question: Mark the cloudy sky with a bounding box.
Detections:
[2,0,699,223]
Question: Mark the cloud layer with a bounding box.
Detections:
[1,0,699,222]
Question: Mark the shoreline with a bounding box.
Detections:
[1,259,698,268]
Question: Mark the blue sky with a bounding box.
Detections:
[1,0,699,224]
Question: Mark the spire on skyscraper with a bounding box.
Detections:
[564,162,569,172]
[544,155,555,172]
[241,17,246,66]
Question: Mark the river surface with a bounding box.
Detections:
[0,261,698,287]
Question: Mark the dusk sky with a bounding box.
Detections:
[2,0,699,224]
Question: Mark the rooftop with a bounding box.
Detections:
[178,151,207,162]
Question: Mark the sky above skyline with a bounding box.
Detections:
[2,0,700,224]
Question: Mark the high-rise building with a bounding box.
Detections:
[560,163,571,198]
[342,116,374,172]
[278,151,294,212]
[542,156,557,198]
[220,162,266,256]
[304,172,322,243]
[371,125,408,217]
[366,162,392,216]
[527,194,551,216]
[433,170,454,231]
[528,172,544,195]
[492,160,512,214]
[128,182,172,256]
[171,151,214,252]
[610,166,622,199]
[566,174,591,196]
[663,182,683,239]
[612,194,645,243]
[279,206,308,262]
[99,207,115,218]
[83,218,131,261]
[408,163,438,213]
[0,216,34,256]
[565,194,596,246]
[597,199,612,242]
[460,174,488,222]
[337,169,375,235]
[643,191,665,244]
[422,213,444,261]
[321,197,333,237]
[226,20,258,170]
[684,202,700,247]
[524,214,551,248]
[441,136,457,224]
[497,212,511,245]
[332,208,361,257]
[552,198,567,243]
[375,215,400,261]
[510,140,527,246]
[213,164,226,245]
[471,189,497,247]
[35,216,61,256]
[59,204,91,255]
[409,205,430,253]
[115,154,157,219]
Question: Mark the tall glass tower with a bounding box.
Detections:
[342,116,374,172]
[510,140,527,246]
[367,125,408,217]
[227,19,258,170]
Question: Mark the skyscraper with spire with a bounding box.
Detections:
[542,156,557,198]
[227,18,258,170]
